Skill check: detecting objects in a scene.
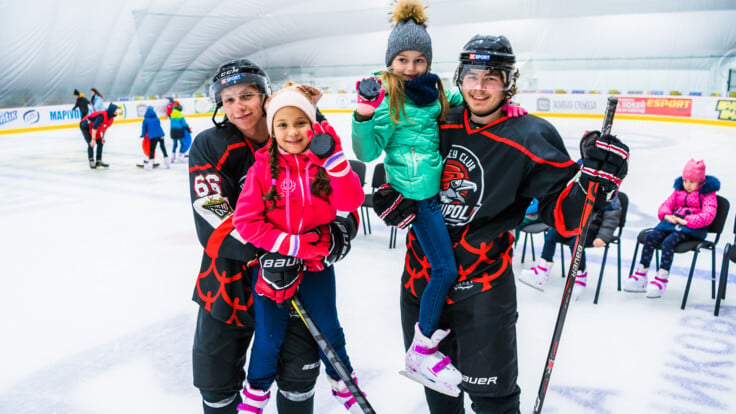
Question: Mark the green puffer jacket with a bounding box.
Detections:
[352,89,463,200]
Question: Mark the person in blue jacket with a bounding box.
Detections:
[140,106,170,169]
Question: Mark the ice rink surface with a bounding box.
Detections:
[1,112,735,413]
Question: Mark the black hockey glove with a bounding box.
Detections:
[256,252,303,306]
[372,184,417,229]
[579,130,629,210]
[320,215,357,266]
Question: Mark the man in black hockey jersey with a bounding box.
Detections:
[397,35,629,413]
[188,58,356,414]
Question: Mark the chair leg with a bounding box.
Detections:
[714,249,730,316]
[360,208,368,235]
[530,235,536,262]
[681,250,701,310]
[594,245,610,304]
[521,233,529,263]
[560,247,565,278]
[616,241,622,291]
[711,248,717,299]
[629,241,640,279]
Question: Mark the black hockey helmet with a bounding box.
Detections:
[454,35,516,90]
[209,58,272,106]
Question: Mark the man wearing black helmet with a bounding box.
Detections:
[188,59,325,414]
[399,35,629,412]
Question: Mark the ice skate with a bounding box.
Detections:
[571,270,587,301]
[89,158,96,169]
[95,160,109,168]
[237,382,270,413]
[646,269,669,298]
[164,156,171,169]
[400,323,462,397]
[328,372,364,413]
[144,159,154,171]
[518,259,552,291]
[624,264,648,292]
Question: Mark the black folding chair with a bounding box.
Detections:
[592,192,628,304]
[349,160,370,235]
[714,215,736,316]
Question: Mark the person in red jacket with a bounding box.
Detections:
[232,85,365,413]
[79,103,118,169]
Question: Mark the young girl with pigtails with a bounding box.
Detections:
[232,84,366,413]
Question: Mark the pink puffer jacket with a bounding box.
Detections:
[657,175,720,229]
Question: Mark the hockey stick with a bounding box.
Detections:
[291,295,376,414]
[532,96,619,413]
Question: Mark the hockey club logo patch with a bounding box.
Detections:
[439,145,483,226]
[202,195,233,219]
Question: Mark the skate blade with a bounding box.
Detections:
[518,277,545,291]
[399,370,461,397]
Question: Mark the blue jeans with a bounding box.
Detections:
[412,196,459,337]
[541,227,589,271]
[247,265,353,390]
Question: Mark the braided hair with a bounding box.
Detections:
[262,138,333,211]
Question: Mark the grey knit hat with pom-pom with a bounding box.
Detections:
[385,0,432,68]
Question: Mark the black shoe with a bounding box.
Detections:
[96,160,109,168]
[89,159,96,169]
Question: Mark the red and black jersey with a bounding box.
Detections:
[189,121,264,327]
[402,106,585,303]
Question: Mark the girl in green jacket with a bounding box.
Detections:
[351,0,463,397]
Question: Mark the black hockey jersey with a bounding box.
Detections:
[189,121,264,327]
[402,107,585,303]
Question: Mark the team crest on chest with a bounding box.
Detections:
[279,179,296,198]
[440,145,483,225]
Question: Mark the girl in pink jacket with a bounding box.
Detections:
[624,158,720,298]
[232,85,365,412]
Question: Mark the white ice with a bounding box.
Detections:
[0,113,734,413]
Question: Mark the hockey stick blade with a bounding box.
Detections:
[291,296,376,414]
[533,96,618,414]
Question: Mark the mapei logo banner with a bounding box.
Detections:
[715,100,736,121]
[617,97,692,117]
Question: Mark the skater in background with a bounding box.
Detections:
[394,33,628,412]
[188,58,354,414]
[79,103,118,169]
[90,88,105,112]
[140,106,170,170]
[169,101,191,163]
[624,158,720,298]
[72,89,90,118]
[232,84,365,413]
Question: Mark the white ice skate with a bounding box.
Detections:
[328,372,364,413]
[237,382,270,413]
[571,270,587,301]
[518,259,553,291]
[646,269,669,298]
[624,265,648,292]
[400,323,462,397]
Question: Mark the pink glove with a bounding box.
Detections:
[355,77,386,116]
[503,100,527,118]
[277,231,329,261]
[305,121,350,177]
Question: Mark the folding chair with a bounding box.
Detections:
[628,195,730,310]
[517,222,550,264]
[714,215,735,316]
[348,160,370,235]
[592,192,628,304]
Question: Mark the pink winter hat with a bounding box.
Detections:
[265,85,322,136]
[682,158,706,183]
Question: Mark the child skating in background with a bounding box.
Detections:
[625,158,720,298]
[169,102,191,163]
[232,85,366,412]
[140,106,170,170]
